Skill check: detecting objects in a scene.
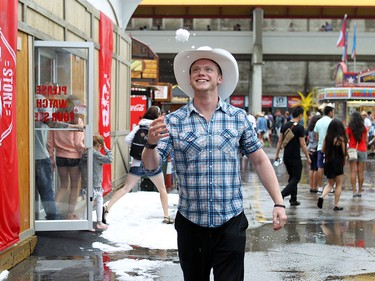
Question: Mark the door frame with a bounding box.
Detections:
[34,41,94,231]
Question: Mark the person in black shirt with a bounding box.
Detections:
[275,106,311,206]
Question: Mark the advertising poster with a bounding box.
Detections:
[99,12,113,194]
[0,0,20,251]
[130,95,148,130]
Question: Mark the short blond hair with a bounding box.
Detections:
[93,135,104,146]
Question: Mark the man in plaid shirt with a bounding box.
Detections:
[142,47,287,281]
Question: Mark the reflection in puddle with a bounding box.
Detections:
[246,221,375,252]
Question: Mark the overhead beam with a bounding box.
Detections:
[132,5,375,19]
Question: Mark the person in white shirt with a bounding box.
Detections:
[361,111,372,131]
[247,113,256,130]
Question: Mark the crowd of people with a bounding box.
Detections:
[260,104,374,212]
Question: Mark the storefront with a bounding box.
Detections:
[1,0,132,270]
[130,37,173,117]
[318,62,375,123]
[230,95,300,113]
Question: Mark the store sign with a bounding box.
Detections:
[0,0,20,252]
[230,96,245,108]
[325,89,350,99]
[262,96,273,107]
[357,69,375,86]
[273,96,287,107]
[351,88,375,98]
[154,84,170,101]
[288,96,301,108]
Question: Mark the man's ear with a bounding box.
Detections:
[217,75,223,85]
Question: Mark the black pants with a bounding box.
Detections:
[282,157,302,201]
[175,211,248,281]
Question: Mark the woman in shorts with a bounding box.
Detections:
[346,112,368,197]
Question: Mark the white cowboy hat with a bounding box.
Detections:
[173,46,239,100]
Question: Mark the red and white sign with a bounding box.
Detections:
[262,96,273,107]
[288,96,301,108]
[230,96,245,108]
[99,12,113,195]
[154,85,169,101]
[0,0,20,252]
[130,95,147,130]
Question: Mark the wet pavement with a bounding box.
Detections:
[5,146,375,280]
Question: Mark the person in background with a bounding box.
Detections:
[284,111,291,121]
[81,135,113,230]
[247,112,256,130]
[361,111,372,136]
[307,114,321,193]
[256,112,268,145]
[274,109,286,139]
[34,83,82,220]
[324,22,333,31]
[346,112,368,197]
[275,106,311,206]
[266,111,274,145]
[314,105,334,193]
[317,119,347,211]
[48,95,85,219]
[142,46,287,281]
[102,106,174,225]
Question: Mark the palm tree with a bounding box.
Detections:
[291,90,319,127]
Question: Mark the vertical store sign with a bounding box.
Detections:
[0,0,20,251]
[99,12,113,195]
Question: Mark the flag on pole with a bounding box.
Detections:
[351,23,357,60]
[342,30,348,62]
[336,14,347,47]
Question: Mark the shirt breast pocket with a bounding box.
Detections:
[178,131,206,159]
[216,129,239,155]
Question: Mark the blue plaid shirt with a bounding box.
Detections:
[144,99,261,227]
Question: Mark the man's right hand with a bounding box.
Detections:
[147,116,169,145]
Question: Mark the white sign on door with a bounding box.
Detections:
[273,96,287,107]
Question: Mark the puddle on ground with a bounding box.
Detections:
[246,220,375,252]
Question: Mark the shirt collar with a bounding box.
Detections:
[187,98,229,116]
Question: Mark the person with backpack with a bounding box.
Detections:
[102,106,174,224]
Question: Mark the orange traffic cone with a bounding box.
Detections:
[165,155,173,190]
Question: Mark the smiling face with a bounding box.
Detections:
[189,59,222,96]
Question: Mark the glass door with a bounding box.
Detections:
[34,41,94,231]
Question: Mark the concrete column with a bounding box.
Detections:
[250,8,264,115]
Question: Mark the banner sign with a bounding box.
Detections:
[262,96,273,107]
[0,0,20,252]
[230,96,245,108]
[99,12,113,195]
[288,96,301,108]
